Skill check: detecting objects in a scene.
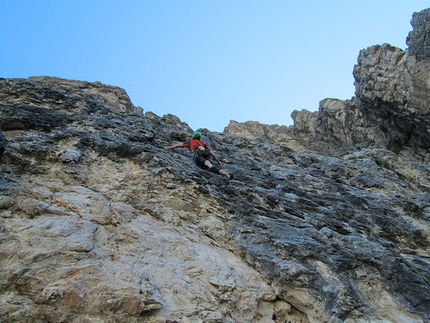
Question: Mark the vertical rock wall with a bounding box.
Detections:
[1,8,430,323]
[258,8,430,163]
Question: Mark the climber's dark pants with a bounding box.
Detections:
[193,155,219,174]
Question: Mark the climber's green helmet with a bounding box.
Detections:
[192,131,201,140]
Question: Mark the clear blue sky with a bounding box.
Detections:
[1,1,428,132]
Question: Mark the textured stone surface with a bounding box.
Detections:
[0,129,6,157]
[407,8,430,61]
[1,8,430,323]
[274,9,430,164]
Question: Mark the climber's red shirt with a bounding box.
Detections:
[182,139,208,153]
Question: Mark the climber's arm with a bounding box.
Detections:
[210,151,222,167]
[166,143,184,149]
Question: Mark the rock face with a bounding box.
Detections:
[1,8,430,323]
[229,9,430,164]
[407,9,430,61]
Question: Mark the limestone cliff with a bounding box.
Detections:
[1,8,430,323]
[226,9,430,163]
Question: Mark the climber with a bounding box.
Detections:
[166,131,234,180]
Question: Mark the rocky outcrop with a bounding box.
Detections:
[407,9,430,61]
[1,8,430,323]
[230,9,430,164]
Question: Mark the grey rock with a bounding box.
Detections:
[0,129,7,157]
[407,8,430,61]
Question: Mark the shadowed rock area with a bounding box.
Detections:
[1,8,430,323]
